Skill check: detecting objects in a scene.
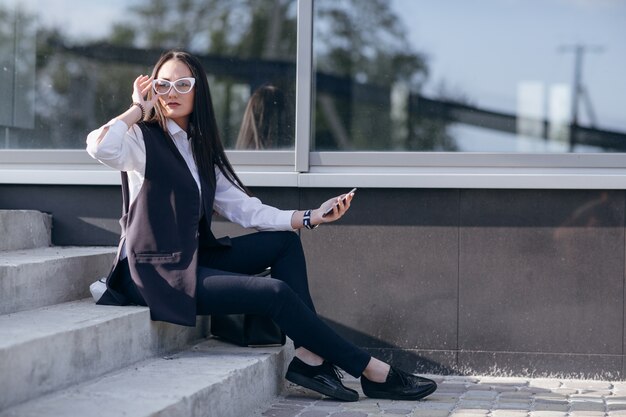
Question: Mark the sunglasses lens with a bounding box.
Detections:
[153,80,171,94]
[174,79,193,93]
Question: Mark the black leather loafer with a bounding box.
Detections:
[361,366,437,400]
[285,357,359,402]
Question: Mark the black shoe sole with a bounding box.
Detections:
[285,370,359,402]
[362,382,437,401]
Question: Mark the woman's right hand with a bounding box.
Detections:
[132,75,159,114]
[114,75,160,127]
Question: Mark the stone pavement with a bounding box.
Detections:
[253,374,626,417]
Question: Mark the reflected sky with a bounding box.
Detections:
[11,0,135,39]
[6,0,625,138]
[393,0,626,131]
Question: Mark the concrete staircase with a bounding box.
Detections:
[0,210,288,417]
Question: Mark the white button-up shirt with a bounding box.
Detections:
[86,118,295,231]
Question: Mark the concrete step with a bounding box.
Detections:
[0,299,209,410]
[0,210,52,251]
[0,246,116,315]
[0,339,289,417]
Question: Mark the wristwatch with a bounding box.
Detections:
[303,209,318,229]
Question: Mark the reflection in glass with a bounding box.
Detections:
[0,5,36,136]
[313,0,626,153]
[0,0,297,150]
[235,84,293,150]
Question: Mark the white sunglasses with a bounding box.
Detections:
[152,77,196,95]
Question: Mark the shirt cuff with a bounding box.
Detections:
[281,209,297,230]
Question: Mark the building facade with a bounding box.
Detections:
[1,0,625,378]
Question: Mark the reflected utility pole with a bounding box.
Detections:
[558,44,603,151]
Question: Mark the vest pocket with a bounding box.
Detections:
[134,251,182,264]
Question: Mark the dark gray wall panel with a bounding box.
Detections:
[300,188,459,352]
[459,190,625,355]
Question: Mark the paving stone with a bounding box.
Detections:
[428,392,462,402]
[607,398,626,411]
[519,386,550,395]
[316,400,351,407]
[562,380,613,391]
[413,402,456,411]
[276,403,309,409]
[382,409,412,415]
[535,392,569,402]
[570,393,606,401]
[301,412,330,417]
[584,389,613,395]
[568,400,607,412]
[281,398,318,405]
[534,395,569,404]
[492,402,531,411]
[383,401,418,409]
[439,383,469,392]
[498,391,534,400]
[491,385,521,393]
[491,411,529,417]
[572,392,607,399]
[529,412,568,417]
[449,411,489,417]
[456,400,493,409]
[329,412,368,417]
[530,402,569,412]
[409,410,449,417]
[462,390,498,401]
[262,409,301,417]
[452,406,490,413]
[550,388,578,396]
[466,384,494,391]
[568,412,606,417]
[285,391,324,401]
[343,403,380,411]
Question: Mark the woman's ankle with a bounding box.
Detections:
[362,358,391,383]
[294,347,324,366]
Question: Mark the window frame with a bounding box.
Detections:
[0,0,624,190]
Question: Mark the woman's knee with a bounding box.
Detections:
[260,278,297,308]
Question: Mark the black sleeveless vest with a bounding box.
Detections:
[98,122,229,326]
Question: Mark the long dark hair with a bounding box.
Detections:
[147,50,250,195]
[235,84,291,150]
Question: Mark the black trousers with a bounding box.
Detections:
[121,231,371,378]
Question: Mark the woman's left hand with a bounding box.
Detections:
[311,191,355,225]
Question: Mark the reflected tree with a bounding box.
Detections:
[3,0,452,150]
[313,0,454,151]
[107,0,298,147]
[114,0,297,59]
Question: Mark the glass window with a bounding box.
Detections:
[312,0,626,153]
[0,0,297,150]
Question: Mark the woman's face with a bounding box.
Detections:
[155,59,195,130]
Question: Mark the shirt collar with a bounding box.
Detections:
[166,118,188,141]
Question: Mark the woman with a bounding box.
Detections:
[86,50,436,402]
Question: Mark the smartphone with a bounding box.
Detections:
[322,188,357,217]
